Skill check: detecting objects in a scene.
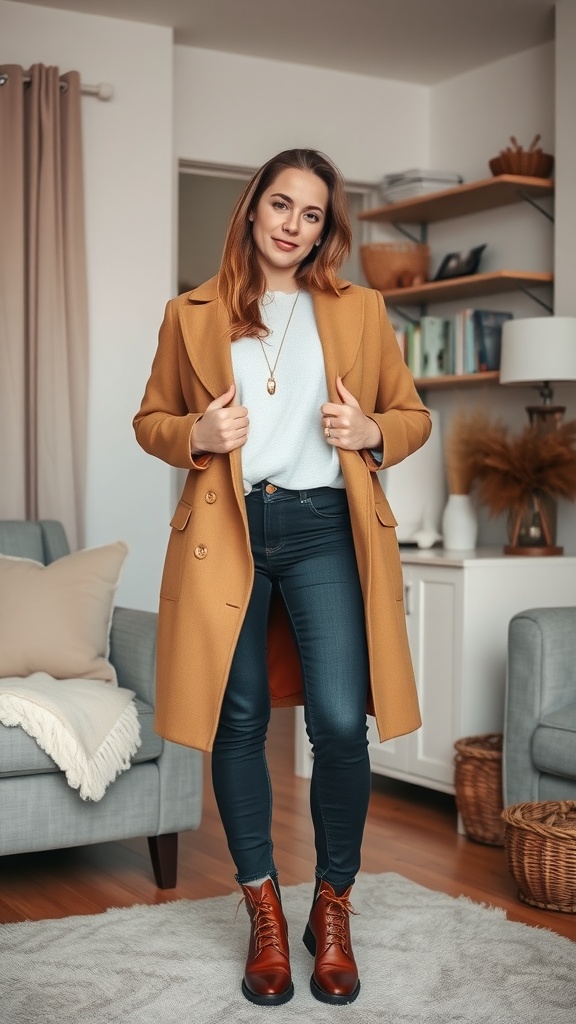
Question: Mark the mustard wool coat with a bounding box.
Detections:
[133,276,432,752]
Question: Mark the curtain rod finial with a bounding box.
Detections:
[95,82,114,101]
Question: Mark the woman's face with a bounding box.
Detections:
[249,167,328,289]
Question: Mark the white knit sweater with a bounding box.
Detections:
[231,290,345,495]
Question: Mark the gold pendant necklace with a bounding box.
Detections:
[258,292,300,395]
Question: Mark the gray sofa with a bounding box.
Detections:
[503,606,576,806]
[0,519,202,887]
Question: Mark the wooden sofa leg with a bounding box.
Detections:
[148,833,178,889]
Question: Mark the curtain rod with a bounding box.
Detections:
[0,72,114,101]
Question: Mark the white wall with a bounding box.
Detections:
[429,44,555,282]
[430,44,555,184]
[175,46,429,181]
[1,0,175,609]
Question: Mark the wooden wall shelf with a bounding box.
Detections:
[359,174,555,390]
[413,371,499,391]
[359,174,554,225]
[382,270,553,307]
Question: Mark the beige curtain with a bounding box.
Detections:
[0,64,88,550]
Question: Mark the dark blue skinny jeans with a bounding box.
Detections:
[211,482,371,891]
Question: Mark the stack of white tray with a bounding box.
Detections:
[379,169,463,203]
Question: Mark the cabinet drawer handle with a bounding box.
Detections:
[404,581,412,615]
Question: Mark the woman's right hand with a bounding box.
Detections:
[191,384,249,454]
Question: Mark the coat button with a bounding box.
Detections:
[205,491,217,504]
[194,545,208,559]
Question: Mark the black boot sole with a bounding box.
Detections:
[241,979,294,1006]
[310,974,360,1005]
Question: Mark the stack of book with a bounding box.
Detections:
[393,310,513,378]
[379,169,464,204]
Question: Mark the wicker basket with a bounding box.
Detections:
[454,734,505,846]
[501,801,576,912]
[488,151,554,178]
[360,242,430,291]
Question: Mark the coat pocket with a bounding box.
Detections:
[375,500,404,601]
[374,498,398,529]
[160,500,192,602]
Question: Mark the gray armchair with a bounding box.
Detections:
[0,520,202,888]
[503,606,576,806]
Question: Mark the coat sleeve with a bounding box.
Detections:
[362,290,432,471]
[133,299,213,471]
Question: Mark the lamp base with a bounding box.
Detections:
[503,544,563,557]
[526,404,566,429]
[506,491,560,553]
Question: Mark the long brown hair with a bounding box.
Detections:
[218,149,352,341]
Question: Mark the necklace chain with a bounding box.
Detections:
[258,292,300,395]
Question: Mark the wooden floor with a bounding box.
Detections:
[1,709,575,942]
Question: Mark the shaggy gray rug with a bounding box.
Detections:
[1,872,575,1023]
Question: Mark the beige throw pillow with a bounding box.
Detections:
[0,542,128,683]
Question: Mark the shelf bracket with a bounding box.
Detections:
[517,189,554,223]
[388,305,419,325]
[518,286,553,313]
[390,222,428,244]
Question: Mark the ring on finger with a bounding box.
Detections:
[325,427,331,438]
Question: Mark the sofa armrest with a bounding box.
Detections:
[155,739,203,834]
[503,606,576,805]
[109,606,157,706]
[109,608,203,835]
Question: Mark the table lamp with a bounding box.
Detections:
[498,316,576,556]
[499,316,576,427]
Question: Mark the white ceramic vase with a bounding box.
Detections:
[442,493,478,552]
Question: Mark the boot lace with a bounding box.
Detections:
[237,890,285,954]
[318,888,358,953]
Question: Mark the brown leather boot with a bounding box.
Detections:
[303,880,360,1004]
[240,878,294,1005]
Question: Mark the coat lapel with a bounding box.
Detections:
[312,281,364,399]
[177,277,233,401]
[177,277,246,504]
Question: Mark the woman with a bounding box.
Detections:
[134,149,431,1007]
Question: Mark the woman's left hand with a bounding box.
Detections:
[321,377,382,452]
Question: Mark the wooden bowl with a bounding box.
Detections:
[489,151,554,179]
[360,242,430,290]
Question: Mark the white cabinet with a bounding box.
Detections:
[367,558,461,791]
[294,548,576,793]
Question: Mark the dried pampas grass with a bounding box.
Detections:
[443,410,576,517]
[444,408,493,494]
[472,419,576,517]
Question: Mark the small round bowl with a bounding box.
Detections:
[488,151,554,179]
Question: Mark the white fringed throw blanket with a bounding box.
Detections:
[0,673,141,801]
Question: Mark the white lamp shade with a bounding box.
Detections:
[499,317,576,385]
